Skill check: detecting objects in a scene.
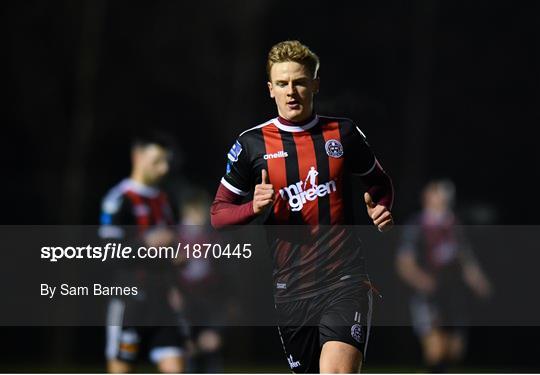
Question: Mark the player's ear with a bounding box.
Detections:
[267,81,275,98]
[313,77,320,95]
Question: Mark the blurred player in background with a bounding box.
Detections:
[99,133,187,373]
[396,179,492,373]
[211,40,394,373]
[177,189,224,373]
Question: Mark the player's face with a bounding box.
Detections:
[423,185,450,212]
[134,144,170,185]
[268,61,319,123]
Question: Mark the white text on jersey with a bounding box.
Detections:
[263,150,288,160]
[279,167,336,212]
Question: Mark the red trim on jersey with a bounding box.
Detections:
[124,191,150,230]
[262,125,289,223]
[321,121,345,225]
[149,196,163,224]
[292,131,319,225]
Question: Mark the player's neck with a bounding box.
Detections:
[129,172,154,188]
[278,112,316,126]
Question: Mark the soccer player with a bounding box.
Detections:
[177,189,224,373]
[99,133,187,373]
[396,179,491,373]
[210,40,394,373]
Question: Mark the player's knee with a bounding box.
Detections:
[157,356,184,373]
[322,359,361,373]
[446,334,465,362]
[197,329,222,353]
[423,330,446,364]
[107,359,133,373]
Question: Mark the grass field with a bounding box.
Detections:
[0,363,529,373]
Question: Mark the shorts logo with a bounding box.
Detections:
[325,139,344,158]
[351,323,363,343]
[279,167,337,212]
[276,283,287,289]
[287,355,301,369]
[264,150,288,160]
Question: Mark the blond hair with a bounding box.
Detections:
[266,40,320,79]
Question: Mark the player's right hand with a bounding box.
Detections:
[253,169,275,215]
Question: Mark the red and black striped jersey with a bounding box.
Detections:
[398,212,470,271]
[99,178,175,240]
[221,115,382,302]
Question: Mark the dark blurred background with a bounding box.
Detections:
[3,0,539,372]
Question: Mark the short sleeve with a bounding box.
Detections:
[349,126,377,176]
[221,138,252,196]
[98,194,134,239]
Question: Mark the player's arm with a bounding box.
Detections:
[349,125,394,232]
[211,169,274,229]
[362,161,394,232]
[99,194,135,240]
[396,250,436,294]
[210,138,274,229]
[395,223,436,293]
[456,226,492,298]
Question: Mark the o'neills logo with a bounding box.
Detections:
[279,166,336,211]
[263,150,288,160]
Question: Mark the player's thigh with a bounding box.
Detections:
[320,340,362,373]
[277,324,321,373]
[409,294,438,338]
[319,284,372,357]
[275,296,322,373]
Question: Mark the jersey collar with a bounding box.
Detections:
[122,178,160,198]
[274,114,319,132]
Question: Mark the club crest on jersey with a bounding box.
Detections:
[279,167,337,212]
[325,139,344,158]
[351,323,363,343]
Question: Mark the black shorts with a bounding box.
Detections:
[105,297,188,363]
[275,280,373,373]
[409,292,469,338]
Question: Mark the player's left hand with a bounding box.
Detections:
[364,192,393,232]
